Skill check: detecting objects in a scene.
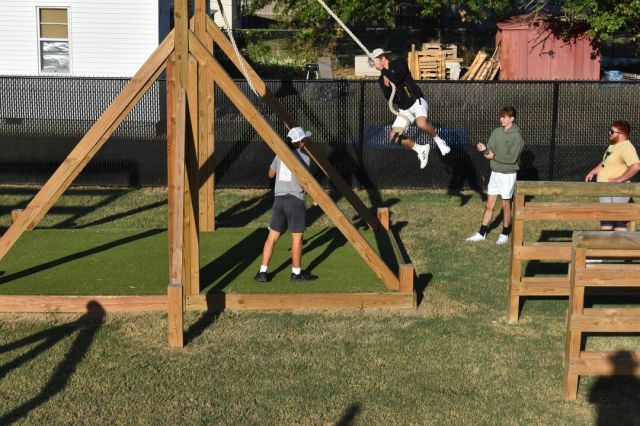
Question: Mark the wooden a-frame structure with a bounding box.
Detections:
[0,1,413,347]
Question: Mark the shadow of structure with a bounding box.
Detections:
[0,301,105,424]
[0,229,164,287]
[201,228,267,293]
[215,192,272,227]
[588,350,640,425]
[335,402,361,426]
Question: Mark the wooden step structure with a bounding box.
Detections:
[507,181,640,323]
[407,43,462,80]
[564,231,640,400]
[0,0,415,348]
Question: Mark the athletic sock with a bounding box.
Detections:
[411,143,422,153]
[502,226,512,236]
[292,267,301,275]
[260,265,268,273]
[433,135,447,146]
[479,225,488,236]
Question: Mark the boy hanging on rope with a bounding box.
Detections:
[372,48,451,169]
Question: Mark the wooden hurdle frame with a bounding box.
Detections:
[0,1,414,347]
[507,181,640,323]
[564,231,640,400]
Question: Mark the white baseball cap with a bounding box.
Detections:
[287,127,312,143]
[371,48,390,58]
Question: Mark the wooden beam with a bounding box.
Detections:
[516,203,640,221]
[204,16,380,230]
[173,0,189,89]
[0,33,174,261]
[186,292,414,311]
[575,231,640,250]
[184,55,200,296]
[377,208,390,231]
[516,181,640,197]
[167,86,187,348]
[194,1,215,232]
[0,295,167,313]
[399,264,414,293]
[189,32,400,291]
[168,284,184,348]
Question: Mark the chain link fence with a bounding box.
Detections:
[1,76,639,189]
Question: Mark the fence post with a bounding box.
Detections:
[548,82,560,181]
[357,80,366,189]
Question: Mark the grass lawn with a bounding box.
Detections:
[1,187,639,424]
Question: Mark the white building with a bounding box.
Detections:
[0,0,239,77]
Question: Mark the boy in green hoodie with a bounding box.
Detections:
[466,106,524,244]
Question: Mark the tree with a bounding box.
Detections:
[245,0,640,41]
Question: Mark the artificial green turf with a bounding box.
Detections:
[0,227,393,295]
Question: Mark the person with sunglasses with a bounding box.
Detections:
[585,120,640,230]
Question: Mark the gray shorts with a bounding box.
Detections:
[269,195,306,233]
[599,196,631,228]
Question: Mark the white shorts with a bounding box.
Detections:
[487,171,516,200]
[392,98,428,131]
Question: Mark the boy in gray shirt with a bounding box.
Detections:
[255,127,318,282]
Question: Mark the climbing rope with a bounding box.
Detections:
[314,0,411,130]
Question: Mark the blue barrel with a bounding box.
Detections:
[606,70,624,81]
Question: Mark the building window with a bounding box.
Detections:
[38,8,70,74]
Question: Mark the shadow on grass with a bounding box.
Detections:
[0,301,105,424]
[201,228,267,294]
[0,229,164,287]
[215,192,272,227]
[77,200,167,228]
[185,311,222,345]
[336,402,361,426]
[589,351,640,425]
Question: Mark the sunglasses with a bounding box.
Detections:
[609,129,623,135]
[601,149,613,166]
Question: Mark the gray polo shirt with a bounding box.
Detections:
[270,149,311,200]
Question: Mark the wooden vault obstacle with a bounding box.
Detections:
[0,1,414,347]
[507,181,640,323]
[564,231,640,400]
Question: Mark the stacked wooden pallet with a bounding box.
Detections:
[407,43,463,80]
[461,50,500,80]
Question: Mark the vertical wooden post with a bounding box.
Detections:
[377,207,390,231]
[185,55,201,296]
[168,283,184,347]
[167,0,189,348]
[399,264,414,293]
[563,245,585,400]
[167,83,187,348]
[507,193,525,323]
[195,0,215,232]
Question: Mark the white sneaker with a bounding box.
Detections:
[466,232,486,242]
[496,234,509,245]
[436,140,451,156]
[417,144,430,169]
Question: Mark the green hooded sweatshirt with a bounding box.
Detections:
[486,124,524,174]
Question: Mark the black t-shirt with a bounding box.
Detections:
[378,59,424,110]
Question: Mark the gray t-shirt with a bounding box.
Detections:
[270,149,311,200]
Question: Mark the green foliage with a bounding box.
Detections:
[245,0,640,45]
[562,0,640,40]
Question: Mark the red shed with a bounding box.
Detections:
[496,16,600,80]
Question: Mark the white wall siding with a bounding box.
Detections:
[211,0,238,30]
[0,0,158,77]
